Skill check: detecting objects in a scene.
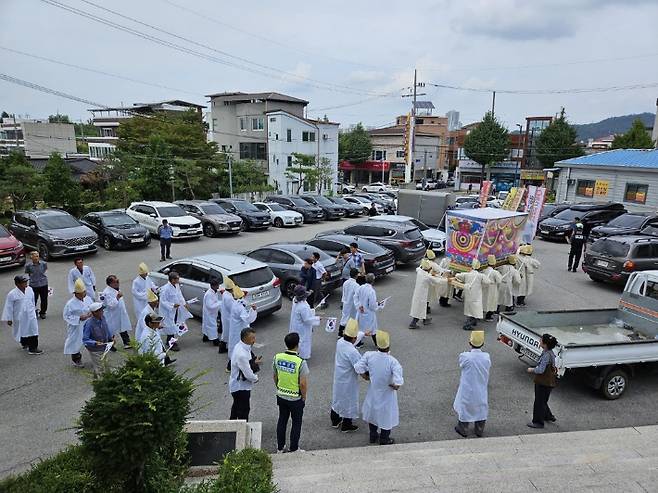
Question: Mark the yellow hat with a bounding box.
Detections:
[471,259,481,271]
[420,258,432,271]
[470,330,485,348]
[232,285,245,300]
[138,262,149,275]
[487,255,497,267]
[73,278,86,294]
[224,277,235,291]
[376,330,390,349]
[146,288,158,303]
[425,249,436,260]
[344,318,359,338]
[521,244,534,255]
[508,255,517,265]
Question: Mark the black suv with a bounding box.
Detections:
[265,195,325,223]
[538,203,626,241]
[306,234,396,277]
[588,212,658,243]
[299,194,345,220]
[10,209,98,260]
[211,199,271,231]
[583,235,658,284]
[81,210,150,250]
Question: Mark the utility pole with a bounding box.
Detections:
[228,153,234,197]
[402,69,426,184]
[12,113,20,152]
[491,91,496,116]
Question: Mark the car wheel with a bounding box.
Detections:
[285,280,298,300]
[37,241,50,261]
[363,207,369,215]
[362,187,368,192]
[102,235,112,250]
[240,221,248,232]
[274,217,284,228]
[203,223,216,237]
[343,188,349,194]
[601,369,628,400]
[379,188,384,191]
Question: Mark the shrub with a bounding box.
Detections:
[214,449,277,493]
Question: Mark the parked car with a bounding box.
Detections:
[588,212,658,243]
[306,234,396,278]
[126,201,202,239]
[353,192,396,213]
[342,196,384,215]
[175,200,242,237]
[299,194,345,220]
[538,203,626,241]
[583,235,658,284]
[372,214,446,253]
[0,224,25,269]
[150,253,282,317]
[339,183,356,194]
[211,199,271,231]
[81,210,150,250]
[538,203,572,224]
[326,196,363,217]
[253,202,303,228]
[362,182,391,192]
[336,220,426,264]
[454,195,480,206]
[264,195,325,223]
[245,243,342,299]
[10,209,98,260]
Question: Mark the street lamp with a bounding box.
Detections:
[515,124,523,187]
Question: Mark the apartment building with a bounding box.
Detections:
[0,117,76,158]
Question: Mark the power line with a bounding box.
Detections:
[427,81,658,95]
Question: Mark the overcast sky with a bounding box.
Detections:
[1,0,657,130]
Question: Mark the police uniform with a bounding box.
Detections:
[568,222,586,272]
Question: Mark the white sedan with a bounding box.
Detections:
[253,202,304,228]
[343,196,385,214]
[361,182,392,192]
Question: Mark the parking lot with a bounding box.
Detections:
[2,218,658,477]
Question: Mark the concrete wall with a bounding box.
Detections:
[22,122,76,158]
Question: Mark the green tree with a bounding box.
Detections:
[463,111,509,183]
[611,118,655,149]
[339,123,372,163]
[74,119,100,138]
[0,151,43,210]
[48,113,71,123]
[42,152,82,212]
[535,109,584,167]
[285,153,322,193]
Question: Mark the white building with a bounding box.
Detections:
[266,110,339,195]
[0,117,76,158]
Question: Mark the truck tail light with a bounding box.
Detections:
[623,260,635,272]
[273,277,281,288]
[498,335,513,347]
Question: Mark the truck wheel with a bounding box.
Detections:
[601,369,628,400]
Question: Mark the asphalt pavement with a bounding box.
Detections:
[1,217,655,477]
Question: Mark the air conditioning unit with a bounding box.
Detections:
[567,179,575,185]
[323,134,328,140]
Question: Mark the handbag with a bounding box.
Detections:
[533,361,557,387]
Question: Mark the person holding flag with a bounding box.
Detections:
[158,271,192,351]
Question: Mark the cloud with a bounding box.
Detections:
[346,70,387,83]
[279,62,312,86]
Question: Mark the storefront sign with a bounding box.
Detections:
[594,180,609,197]
[520,170,545,181]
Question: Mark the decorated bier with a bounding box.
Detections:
[445,208,528,271]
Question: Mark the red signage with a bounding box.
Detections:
[339,160,390,172]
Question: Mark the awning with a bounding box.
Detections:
[339,160,391,172]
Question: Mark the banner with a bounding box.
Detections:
[479,181,492,208]
[510,187,526,211]
[594,180,609,198]
[522,186,546,244]
[501,188,518,210]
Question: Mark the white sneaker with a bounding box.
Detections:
[276,449,286,454]
[290,448,305,453]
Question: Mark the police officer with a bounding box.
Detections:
[273,332,309,453]
[568,217,586,272]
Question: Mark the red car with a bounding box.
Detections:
[0,224,26,269]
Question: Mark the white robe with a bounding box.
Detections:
[62,295,93,354]
[453,349,491,422]
[67,266,96,299]
[100,286,132,335]
[340,278,358,326]
[354,284,381,335]
[331,338,362,419]
[202,288,221,340]
[516,256,541,297]
[158,282,192,336]
[409,268,444,320]
[434,257,454,299]
[354,351,404,430]
[131,275,157,320]
[220,292,235,344]
[455,270,492,319]
[2,287,38,342]
[228,300,257,357]
[138,326,166,364]
[481,267,503,313]
[289,299,320,360]
[135,304,158,343]
[497,264,520,307]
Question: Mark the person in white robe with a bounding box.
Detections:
[226,285,257,370]
[158,271,192,352]
[497,255,521,312]
[482,255,504,321]
[330,318,362,432]
[135,288,159,343]
[453,330,491,438]
[218,278,236,354]
[409,259,446,329]
[2,274,41,354]
[67,258,96,299]
[454,259,492,331]
[202,278,222,346]
[515,245,541,306]
[354,330,403,445]
[63,278,93,367]
[139,314,174,366]
[289,285,321,360]
[354,273,383,345]
[435,256,455,307]
[100,275,132,348]
[424,249,449,311]
[131,262,157,320]
[338,268,359,337]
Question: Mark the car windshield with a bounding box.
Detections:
[553,209,581,221]
[541,204,557,216]
[37,215,80,230]
[330,197,349,205]
[404,228,423,240]
[290,198,311,206]
[230,266,274,288]
[605,214,647,228]
[156,206,186,217]
[409,218,429,231]
[283,245,332,261]
[0,225,10,238]
[233,201,259,212]
[589,238,630,257]
[312,196,333,206]
[200,204,227,215]
[102,214,138,226]
[267,203,286,211]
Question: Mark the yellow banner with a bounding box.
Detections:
[502,188,518,210]
[594,180,609,197]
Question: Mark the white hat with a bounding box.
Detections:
[90,302,104,312]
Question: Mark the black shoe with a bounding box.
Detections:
[462,325,473,331]
[341,424,359,433]
[527,422,544,429]
[422,318,432,325]
[165,358,177,366]
[110,346,117,352]
[218,341,228,353]
[356,341,364,348]
[546,416,556,423]
[160,258,165,262]
[166,256,172,259]
[28,349,44,355]
[454,426,468,438]
[212,339,220,347]
[369,434,379,444]
[170,342,180,352]
[202,335,209,342]
[426,306,432,314]
[39,313,46,319]
[408,321,418,329]
[379,437,395,445]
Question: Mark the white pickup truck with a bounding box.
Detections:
[497,270,658,399]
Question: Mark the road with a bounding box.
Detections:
[1,217,655,477]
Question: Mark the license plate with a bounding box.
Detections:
[231,226,240,230]
[595,260,609,267]
[74,245,89,250]
[252,290,270,299]
[520,346,540,362]
[540,229,548,234]
[0,256,11,262]
[385,266,394,273]
[263,222,270,225]
[130,238,142,243]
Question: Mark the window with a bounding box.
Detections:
[248,250,272,262]
[101,127,116,137]
[287,129,292,142]
[239,117,247,131]
[221,145,227,152]
[396,150,405,158]
[269,117,276,122]
[275,133,279,140]
[287,155,293,167]
[187,265,210,284]
[239,142,266,160]
[211,118,217,129]
[269,250,295,265]
[415,118,424,124]
[302,131,315,142]
[166,262,191,277]
[372,150,386,161]
[634,243,654,259]
[576,180,595,198]
[252,117,264,131]
[625,183,648,204]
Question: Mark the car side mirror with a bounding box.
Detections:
[163,268,170,274]
[149,213,157,218]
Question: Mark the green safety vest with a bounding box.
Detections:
[274,351,303,398]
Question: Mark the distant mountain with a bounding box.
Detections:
[573,113,655,141]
